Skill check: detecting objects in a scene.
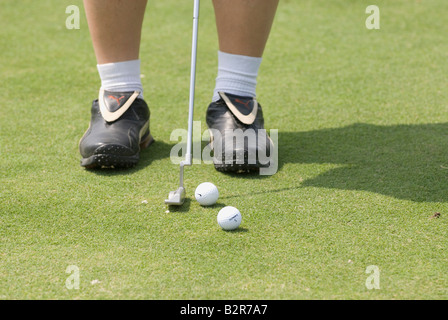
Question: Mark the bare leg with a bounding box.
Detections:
[207,0,278,173]
[212,0,279,57]
[79,0,151,170]
[83,0,148,64]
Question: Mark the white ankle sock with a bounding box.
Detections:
[212,51,262,102]
[97,59,144,99]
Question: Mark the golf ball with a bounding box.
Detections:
[217,206,242,231]
[195,182,219,206]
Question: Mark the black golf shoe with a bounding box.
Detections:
[79,89,153,169]
[206,92,273,173]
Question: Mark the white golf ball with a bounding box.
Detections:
[217,206,242,231]
[195,182,219,206]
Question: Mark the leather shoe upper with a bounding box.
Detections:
[206,92,271,169]
[79,90,150,165]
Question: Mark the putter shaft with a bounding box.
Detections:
[165,0,200,205]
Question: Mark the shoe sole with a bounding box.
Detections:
[214,163,264,173]
[213,156,269,173]
[80,134,154,169]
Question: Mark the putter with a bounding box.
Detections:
[165,0,200,205]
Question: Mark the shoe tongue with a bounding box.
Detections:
[219,92,258,125]
[102,90,137,113]
[225,94,255,115]
[99,89,140,122]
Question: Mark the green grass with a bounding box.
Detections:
[1,0,447,299]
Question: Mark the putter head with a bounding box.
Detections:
[165,187,186,205]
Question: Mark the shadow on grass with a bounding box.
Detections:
[166,198,191,213]
[87,139,275,180]
[82,122,448,203]
[278,122,448,203]
[224,227,249,233]
[200,202,227,210]
[218,186,299,200]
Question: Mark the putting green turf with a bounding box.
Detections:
[1,0,447,299]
